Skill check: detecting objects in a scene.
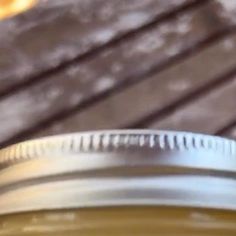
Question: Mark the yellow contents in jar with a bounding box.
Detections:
[0,207,236,236]
[0,0,37,20]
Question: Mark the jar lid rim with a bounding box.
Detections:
[1,130,236,215]
[0,130,235,169]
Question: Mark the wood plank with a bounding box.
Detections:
[222,127,236,140]
[0,2,228,145]
[148,0,236,138]
[0,0,193,94]
[200,1,236,140]
[32,33,236,140]
[215,0,236,25]
[215,121,236,139]
[149,75,236,135]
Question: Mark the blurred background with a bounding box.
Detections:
[0,0,236,147]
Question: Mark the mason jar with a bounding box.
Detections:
[1,130,236,235]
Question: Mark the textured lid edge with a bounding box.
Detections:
[0,130,235,169]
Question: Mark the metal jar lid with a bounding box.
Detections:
[0,130,236,215]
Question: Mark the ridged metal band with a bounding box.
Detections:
[0,130,236,215]
[1,130,236,168]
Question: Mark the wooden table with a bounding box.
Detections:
[1,0,236,147]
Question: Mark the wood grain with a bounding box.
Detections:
[0,2,228,145]
[0,0,193,94]
[149,73,236,135]
[222,127,236,140]
[33,33,236,139]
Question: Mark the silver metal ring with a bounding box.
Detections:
[0,130,236,215]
